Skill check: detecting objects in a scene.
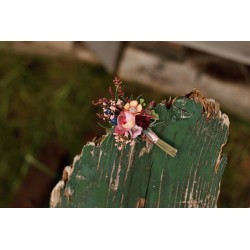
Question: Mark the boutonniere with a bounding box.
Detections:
[93,77,177,157]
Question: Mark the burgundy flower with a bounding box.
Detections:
[135,115,150,130]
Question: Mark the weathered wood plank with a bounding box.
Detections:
[10,42,73,56]
[85,42,122,73]
[118,46,250,120]
[176,41,250,66]
[50,90,229,208]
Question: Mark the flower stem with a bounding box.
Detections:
[143,129,177,157]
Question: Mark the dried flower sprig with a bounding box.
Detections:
[93,77,177,157]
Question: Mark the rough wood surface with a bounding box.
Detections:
[50,90,229,208]
[85,42,122,73]
[176,41,250,66]
[118,46,250,120]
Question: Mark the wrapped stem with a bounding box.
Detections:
[143,129,177,157]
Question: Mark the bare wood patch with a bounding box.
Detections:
[136,198,146,208]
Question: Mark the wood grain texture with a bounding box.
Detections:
[176,41,250,66]
[118,46,250,121]
[50,90,229,208]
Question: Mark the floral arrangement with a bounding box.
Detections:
[93,77,177,157]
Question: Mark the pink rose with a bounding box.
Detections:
[129,125,143,139]
[114,111,143,139]
[114,111,135,135]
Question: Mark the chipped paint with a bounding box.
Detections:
[174,182,179,208]
[157,169,164,208]
[139,143,153,157]
[188,169,197,208]
[215,143,225,173]
[108,160,116,192]
[86,141,96,147]
[50,151,82,208]
[221,113,230,127]
[186,89,229,125]
[50,180,64,208]
[136,198,146,208]
[76,175,86,180]
[50,91,229,208]
[111,153,123,192]
[97,150,103,170]
[112,164,122,191]
[64,186,74,200]
[184,164,193,207]
[120,194,124,207]
[124,142,136,183]
[63,166,74,180]
[139,147,147,157]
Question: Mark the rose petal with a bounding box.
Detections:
[114,125,127,134]
[136,104,142,112]
[122,120,135,129]
[130,100,138,107]
[129,125,143,139]
[116,111,136,134]
[124,111,134,121]
[117,112,126,125]
[124,103,130,110]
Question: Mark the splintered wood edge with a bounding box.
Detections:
[185,89,229,173]
[50,154,81,208]
[50,134,109,208]
[185,88,230,127]
[50,89,230,207]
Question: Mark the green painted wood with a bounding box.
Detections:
[50,90,229,208]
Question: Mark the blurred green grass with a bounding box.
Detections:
[0,47,249,207]
[0,47,166,207]
[0,49,112,206]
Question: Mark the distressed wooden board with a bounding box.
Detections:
[85,42,122,73]
[50,90,229,208]
[118,46,250,121]
[176,41,250,66]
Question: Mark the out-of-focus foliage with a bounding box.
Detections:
[0,47,249,207]
[0,48,165,207]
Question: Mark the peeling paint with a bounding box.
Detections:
[63,165,74,181]
[64,186,73,200]
[111,148,124,192]
[97,150,103,170]
[221,113,230,127]
[50,180,64,208]
[185,89,229,126]
[50,91,228,208]
[188,169,197,208]
[124,142,136,183]
[108,160,116,192]
[136,198,146,208]
[215,143,225,173]
[120,194,124,207]
[86,141,96,147]
[50,151,82,207]
[174,182,179,208]
[157,169,164,208]
[184,164,193,207]
[76,175,86,180]
[139,141,153,157]
[190,199,199,208]
[111,161,122,191]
